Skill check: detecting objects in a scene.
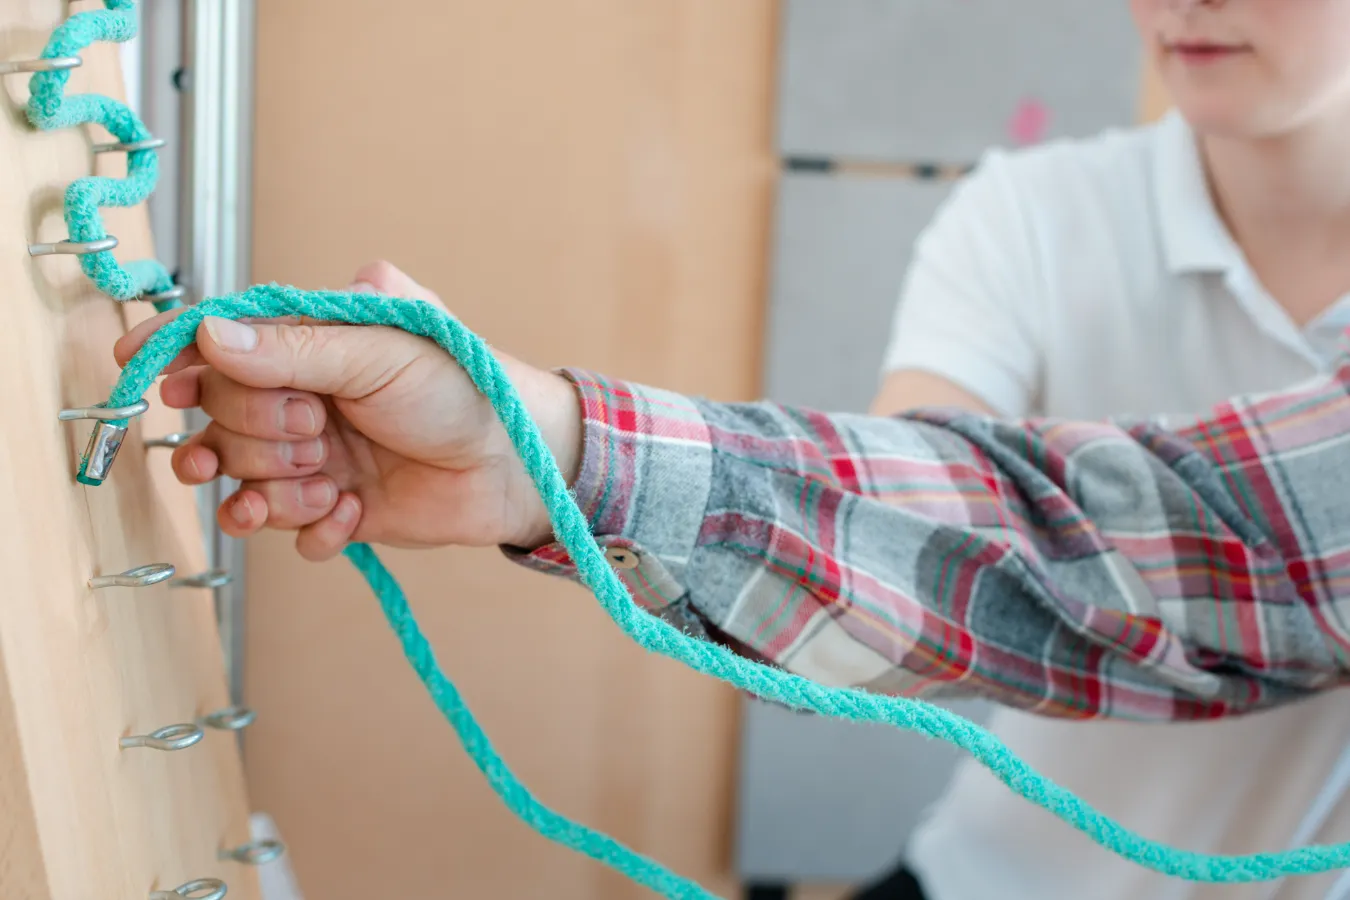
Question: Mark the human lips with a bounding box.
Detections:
[1164,39,1251,65]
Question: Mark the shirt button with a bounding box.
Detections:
[604,546,640,570]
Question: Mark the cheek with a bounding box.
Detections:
[1256,1,1350,85]
[1127,0,1159,39]
[1269,24,1350,106]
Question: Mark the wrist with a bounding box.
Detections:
[499,358,583,549]
[527,367,583,487]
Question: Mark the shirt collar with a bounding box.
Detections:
[1152,110,1244,275]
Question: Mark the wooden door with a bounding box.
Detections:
[246,1,777,897]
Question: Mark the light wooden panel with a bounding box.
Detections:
[247,2,776,898]
[0,3,258,898]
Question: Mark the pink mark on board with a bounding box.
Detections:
[1008,98,1050,146]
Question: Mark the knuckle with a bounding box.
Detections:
[251,481,288,517]
[169,444,195,480]
[243,434,271,472]
[239,387,264,433]
[365,259,400,289]
[200,427,237,474]
[278,322,321,359]
[196,421,222,455]
[195,367,221,407]
[276,323,330,387]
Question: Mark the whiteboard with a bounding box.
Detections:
[778,0,1142,161]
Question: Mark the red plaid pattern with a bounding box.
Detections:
[510,364,1350,721]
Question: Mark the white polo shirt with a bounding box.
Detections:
[883,110,1350,900]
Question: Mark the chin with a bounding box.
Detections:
[1169,93,1285,139]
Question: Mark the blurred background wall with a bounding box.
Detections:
[245,2,775,898]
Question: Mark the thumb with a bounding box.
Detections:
[197,316,416,397]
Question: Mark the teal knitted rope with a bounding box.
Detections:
[345,539,715,899]
[27,0,178,308]
[98,284,1350,892]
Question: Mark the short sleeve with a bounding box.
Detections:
[881,149,1045,417]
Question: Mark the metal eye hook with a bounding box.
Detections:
[93,136,167,154]
[0,56,81,76]
[171,569,233,590]
[59,402,150,486]
[144,431,195,449]
[29,235,119,256]
[137,284,187,304]
[89,563,176,590]
[200,706,256,732]
[219,838,285,866]
[58,400,149,422]
[120,723,204,752]
[144,431,194,449]
[148,878,227,900]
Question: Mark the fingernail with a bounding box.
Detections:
[204,316,258,352]
[281,399,317,436]
[301,478,335,508]
[347,280,376,294]
[335,496,357,524]
[289,439,324,466]
[229,494,254,526]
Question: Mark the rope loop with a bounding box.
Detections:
[27,1,178,307]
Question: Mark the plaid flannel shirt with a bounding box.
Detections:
[512,362,1350,721]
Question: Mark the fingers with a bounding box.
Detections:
[115,306,205,374]
[190,367,326,440]
[295,493,362,561]
[171,423,328,485]
[116,261,445,393]
[217,476,341,537]
[349,259,446,308]
[162,368,327,485]
[194,316,423,399]
[159,366,203,409]
[217,482,360,561]
[117,308,341,375]
[172,439,218,484]
[115,306,181,364]
[218,489,266,538]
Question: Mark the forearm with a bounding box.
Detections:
[512,368,1350,720]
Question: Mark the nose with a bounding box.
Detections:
[1168,0,1227,8]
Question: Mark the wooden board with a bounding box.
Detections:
[0,4,259,898]
[246,1,776,896]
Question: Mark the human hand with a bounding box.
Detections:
[113,261,582,560]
